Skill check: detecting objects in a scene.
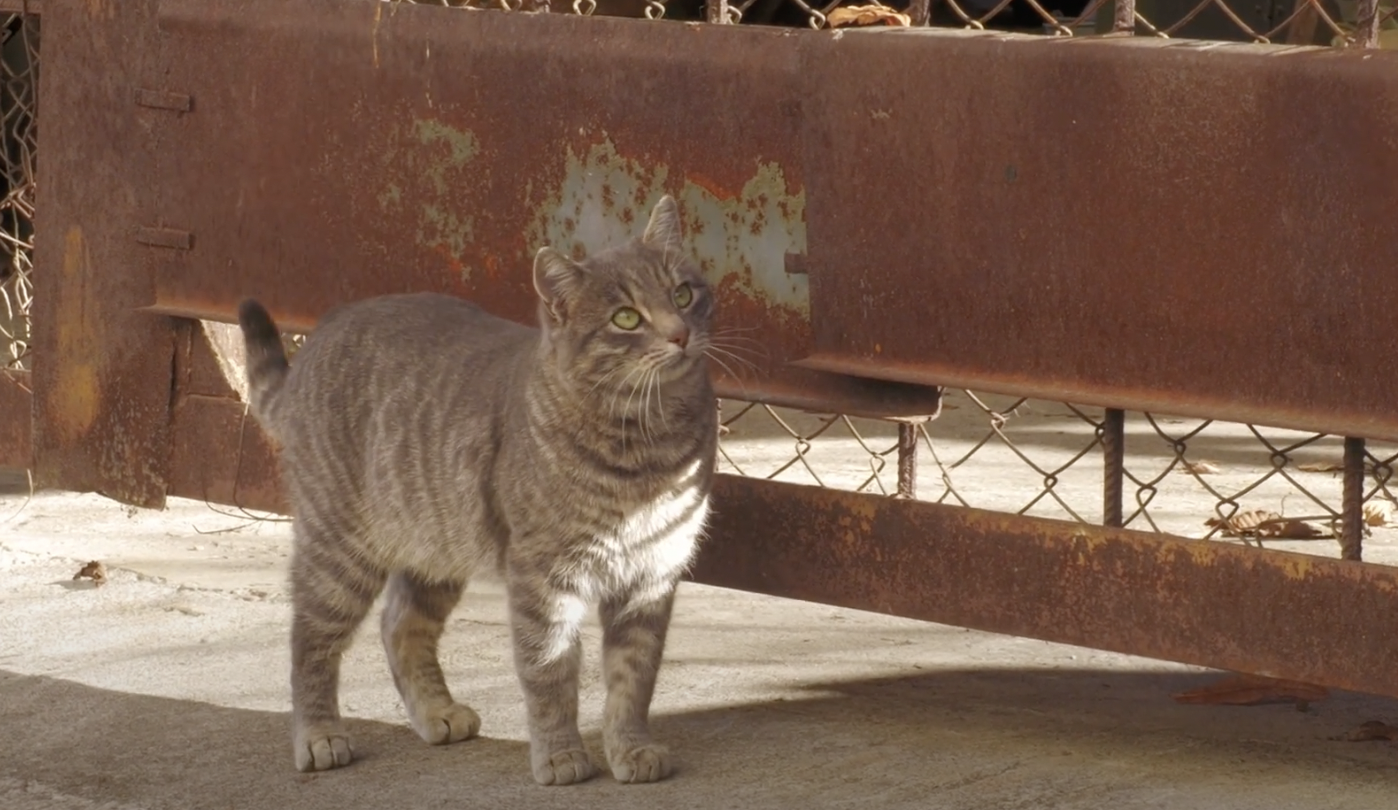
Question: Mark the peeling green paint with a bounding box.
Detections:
[527,138,808,317]
[374,118,480,278]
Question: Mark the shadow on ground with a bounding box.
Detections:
[3,666,1395,810]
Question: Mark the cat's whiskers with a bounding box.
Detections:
[580,364,631,404]
[696,333,761,378]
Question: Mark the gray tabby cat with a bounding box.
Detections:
[237,196,716,786]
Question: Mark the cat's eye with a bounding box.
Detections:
[673,283,694,308]
[612,307,642,330]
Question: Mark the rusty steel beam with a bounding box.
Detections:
[0,370,31,468]
[693,475,1398,699]
[32,0,175,507]
[134,0,937,422]
[798,32,1398,442]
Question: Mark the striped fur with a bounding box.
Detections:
[239,196,716,785]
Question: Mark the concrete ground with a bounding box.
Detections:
[3,459,1397,810]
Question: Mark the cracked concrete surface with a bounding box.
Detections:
[2,468,1397,809]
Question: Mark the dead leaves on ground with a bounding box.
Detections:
[1205,510,1330,540]
[72,560,108,587]
[1173,674,1329,708]
[1364,500,1395,527]
[1180,460,1221,475]
[1296,461,1346,473]
[826,4,911,28]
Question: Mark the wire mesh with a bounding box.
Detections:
[0,12,37,375]
[716,392,1398,564]
[388,0,1389,47]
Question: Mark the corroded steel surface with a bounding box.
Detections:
[166,397,1398,700]
[694,475,1398,698]
[141,0,938,419]
[0,370,30,468]
[32,0,174,507]
[799,31,1398,441]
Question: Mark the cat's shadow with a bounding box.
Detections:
[2,667,1395,810]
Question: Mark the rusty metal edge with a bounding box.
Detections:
[140,308,943,421]
[692,475,1398,699]
[795,353,1398,443]
[0,369,32,468]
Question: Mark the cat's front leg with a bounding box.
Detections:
[599,585,678,784]
[506,569,595,786]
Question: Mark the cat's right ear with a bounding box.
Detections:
[532,246,584,321]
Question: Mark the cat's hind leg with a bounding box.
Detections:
[381,571,481,745]
[289,518,387,772]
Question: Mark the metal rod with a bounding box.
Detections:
[705,0,730,23]
[908,0,931,26]
[1341,436,1365,561]
[1102,408,1125,528]
[896,422,919,499]
[1112,0,1135,33]
[1354,0,1380,48]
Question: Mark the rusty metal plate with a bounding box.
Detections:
[0,370,30,468]
[799,31,1398,441]
[140,0,939,420]
[31,0,174,507]
[694,475,1398,698]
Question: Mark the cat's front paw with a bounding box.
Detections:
[530,747,597,786]
[294,722,353,772]
[607,742,673,784]
[412,702,481,745]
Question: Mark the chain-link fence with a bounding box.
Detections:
[0,11,37,376]
[4,2,1396,563]
[718,394,1398,563]
[396,0,1398,47]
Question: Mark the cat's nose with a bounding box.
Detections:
[668,327,690,350]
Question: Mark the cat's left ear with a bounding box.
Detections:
[642,195,682,251]
[533,246,585,320]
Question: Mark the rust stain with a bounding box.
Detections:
[84,0,115,20]
[528,137,808,318]
[685,171,738,202]
[52,226,100,440]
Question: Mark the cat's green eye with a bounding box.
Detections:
[612,307,642,330]
[673,283,694,308]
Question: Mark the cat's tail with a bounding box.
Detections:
[237,298,290,436]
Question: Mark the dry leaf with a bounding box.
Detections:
[72,560,108,587]
[1297,461,1344,473]
[1173,674,1329,707]
[1182,460,1221,475]
[1363,501,1394,527]
[1259,518,1329,540]
[1342,720,1398,742]
[1205,510,1281,535]
[826,4,912,28]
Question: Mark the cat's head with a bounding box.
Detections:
[532,196,712,391]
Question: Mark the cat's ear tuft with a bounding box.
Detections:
[642,195,682,250]
[532,246,584,318]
